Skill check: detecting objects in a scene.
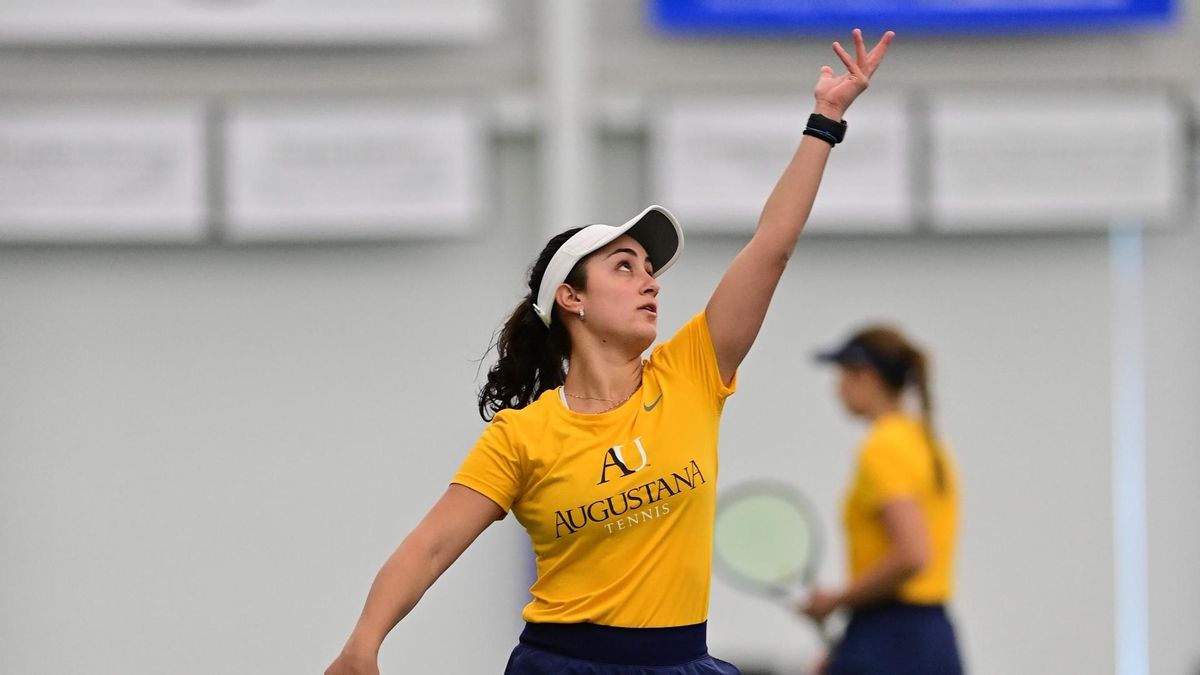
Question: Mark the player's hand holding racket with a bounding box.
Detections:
[801,587,843,622]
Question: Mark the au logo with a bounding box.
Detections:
[597,437,650,485]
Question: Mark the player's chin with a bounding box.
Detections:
[627,322,657,349]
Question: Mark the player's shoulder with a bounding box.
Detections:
[493,390,556,424]
[646,312,710,363]
[862,414,926,458]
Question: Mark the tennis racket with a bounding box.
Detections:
[712,480,833,644]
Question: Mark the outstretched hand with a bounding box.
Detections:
[813,29,895,118]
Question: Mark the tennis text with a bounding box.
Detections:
[553,459,707,538]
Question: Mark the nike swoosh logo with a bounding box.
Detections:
[643,394,663,412]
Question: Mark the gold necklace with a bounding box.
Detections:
[564,392,619,402]
[565,386,639,413]
[563,365,643,412]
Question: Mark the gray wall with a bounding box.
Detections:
[2,1,1198,674]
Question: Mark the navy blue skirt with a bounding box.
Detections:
[504,621,742,675]
[828,602,963,675]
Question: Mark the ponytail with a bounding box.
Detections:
[906,347,947,494]
[477,228,587,421]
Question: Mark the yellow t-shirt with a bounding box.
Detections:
[453,312,735,628]
[843,413,958,604]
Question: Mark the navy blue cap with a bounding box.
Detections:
[815,336,910,388]
[815,338,872,367]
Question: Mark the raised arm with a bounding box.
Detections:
[325,484,504,675]
[706,29,894,384]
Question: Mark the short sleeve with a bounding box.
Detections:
[648,311,736,402]
[858,439,922,510]
[451,412,524,513]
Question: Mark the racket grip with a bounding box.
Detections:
[783,586,813,609]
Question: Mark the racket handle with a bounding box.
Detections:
[783,585,813,609]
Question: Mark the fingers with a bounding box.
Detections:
[865,30,896,74]
[853,28,868,66]
[832,29,895,81]
[831,41,858,75]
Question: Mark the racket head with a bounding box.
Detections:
[712,480,824,600]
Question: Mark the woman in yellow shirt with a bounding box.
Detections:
[326,30,894,675]
[804,326,964,675]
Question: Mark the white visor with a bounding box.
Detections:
[532,205,683,327]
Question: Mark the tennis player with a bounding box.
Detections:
[326,29,894,675]
[804,326,964,675]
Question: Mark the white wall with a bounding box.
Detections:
[2,1,1198,674]
[1144,226,1200,675]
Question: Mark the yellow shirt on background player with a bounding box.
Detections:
[843,412,958,604]
[454,312,735,628]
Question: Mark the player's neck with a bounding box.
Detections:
[562,353,643,403]
[865,399,903,422]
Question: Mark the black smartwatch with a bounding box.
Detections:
[803,113,848,147]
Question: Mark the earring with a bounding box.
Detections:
[578,308,585,320]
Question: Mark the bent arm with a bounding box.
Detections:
[328,484,504,669]
[838,498,929,609]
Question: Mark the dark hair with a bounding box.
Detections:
[847,327,949,494]
[477,227,588,421]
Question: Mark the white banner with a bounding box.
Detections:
[650,96,912,235]
[929,91,1187,231]
[0,0,497,45]
[223,101,484,241]
[0,101,208,242]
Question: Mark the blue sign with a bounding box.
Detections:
[651,1,1175,35]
